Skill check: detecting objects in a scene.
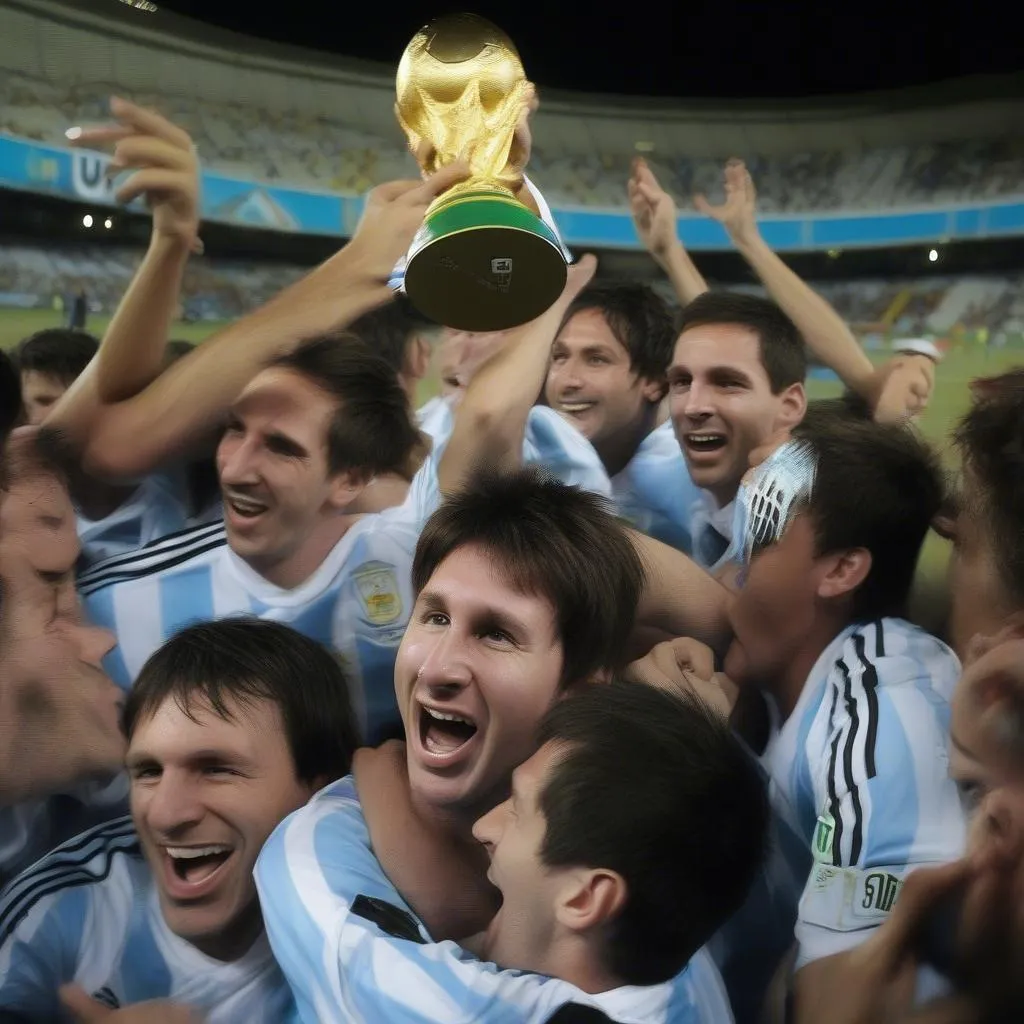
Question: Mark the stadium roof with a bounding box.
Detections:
[150,0,1021,100]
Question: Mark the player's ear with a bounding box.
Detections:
[327,470,368,512]
[555,867,627,935]
[816,548,871,601]
[641,374,667,405]
[775,382,806,432]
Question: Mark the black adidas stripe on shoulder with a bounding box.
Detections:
[78,519,225,585]
[78,521,227,597]
[0,816,140,945]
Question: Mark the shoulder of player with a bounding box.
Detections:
[0,816,142,946]
[268,777,363,846]
[78,519,227,596]
[825,619,958,694]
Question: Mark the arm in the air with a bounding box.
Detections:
[436,255,598,495]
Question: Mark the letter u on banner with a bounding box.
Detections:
[72,152,115,203]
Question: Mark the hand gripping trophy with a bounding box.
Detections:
[395,13,570,331]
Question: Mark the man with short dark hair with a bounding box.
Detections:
[16,328,98,425]
[708,416,965,1022]
[545,281,676,478]
[255,470,740,1022]
[667,290,808,572]
[78,336,427,743]
[0,617,358,1021]
[258,681,762,1022]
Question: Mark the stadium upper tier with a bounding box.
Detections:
[1,245,1020,344]
[1,69,1021,212]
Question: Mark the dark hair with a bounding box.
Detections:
[15,329,98,386]
[0,350,21,447]
[412,468,645,685]
[675,292,807,392]
[122,618,358,784]
[537,680,769,986]
[164,339,194,366]
[954,370,1024,609]
[560,281,676,384]
[800,391,873,431]
[271,335,421,481]
[348,296,437,378]
[793,414,943,621]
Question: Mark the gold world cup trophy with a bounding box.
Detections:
[396,13,569,331]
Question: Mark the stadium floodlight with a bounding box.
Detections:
[82,214,93,228]
[104,217,113,229]
[928,248,939,262]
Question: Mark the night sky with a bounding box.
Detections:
[153,0,1021,99]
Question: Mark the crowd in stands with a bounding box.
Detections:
[2,69,1022,210]
[2,242,1021,345]
[0,244,305,321]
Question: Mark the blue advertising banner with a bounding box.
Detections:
[2,133,1022,252]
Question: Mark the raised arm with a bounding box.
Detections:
[628,157,709,306]
[48,156,470,481]
[75,98,202,405]
[695,160,885,402]
[436,255,598,495]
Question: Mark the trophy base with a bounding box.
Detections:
[404,189,568,332]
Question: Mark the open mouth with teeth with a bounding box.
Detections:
[225,494,269,520]
[559,401,596,417]
[418,704,478,761]
[684,432,728,454]
[165,845,234,887]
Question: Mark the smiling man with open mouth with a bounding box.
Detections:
[0,617,358,1022]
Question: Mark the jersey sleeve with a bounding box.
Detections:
[795,650,966,966]
[254,780,619,1024]
[523,407,612,499]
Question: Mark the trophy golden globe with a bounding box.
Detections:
[396,13,569,331]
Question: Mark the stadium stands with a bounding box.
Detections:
[1,69,1022,211]
[0,244,303,322]
[1,243,1020,346]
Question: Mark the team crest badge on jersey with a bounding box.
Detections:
[354,563,403,625]
[813,812,836,863]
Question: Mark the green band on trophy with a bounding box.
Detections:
[395,14,569,331]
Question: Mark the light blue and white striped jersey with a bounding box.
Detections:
[417,394,614,500]
[610,420,703,553]
[0,777,128,891]
[75,470,194,572]
[0,816,295,1023]
[255,777,733,1024]
[78,474,439,744]
[765,618,965,967]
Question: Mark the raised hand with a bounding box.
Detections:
[348,160,471,283]
[66,97,202,254]
[694,158,759,246]
[628,157,679,259]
